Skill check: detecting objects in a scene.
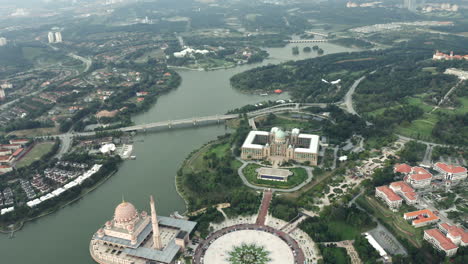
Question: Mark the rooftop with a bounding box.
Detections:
[435,163,467,174]
[404,209,439,225]
[425,229,458,251]
[394,163,412,174]
[376,186,402,201]
[439,223,468,243]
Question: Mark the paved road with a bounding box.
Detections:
[343,76,366,116]
[396,134,447,147]
[236,158,314,192]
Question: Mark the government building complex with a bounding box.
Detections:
[90,196,196,264]
[241,127,320,166]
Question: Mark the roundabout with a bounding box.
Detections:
[194,224,304,264]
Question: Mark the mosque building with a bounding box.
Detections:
[241,127,320,166]
[90,196,196,264]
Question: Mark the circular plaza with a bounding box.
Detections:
[194,224,304,264]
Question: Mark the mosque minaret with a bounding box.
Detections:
[150,195,163,250]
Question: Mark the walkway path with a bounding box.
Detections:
[256,189,273,225]
[236,158,314,192]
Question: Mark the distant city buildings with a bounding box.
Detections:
[241,127,320,166]
[422,3,459,13]
[433,50,468,61]
[48,31,63,43]
[346,1,382,8]
[0,37,7,46]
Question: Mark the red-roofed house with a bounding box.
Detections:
[0,149,12,156]
[424,229,458,257]
[390,181,417,205]
[403,209,439,228]
[0,144,21,150]
[375,186,402,211]
[0,165,13,174]
[9,139,30,146]
[0,155,14,165]
[405,167,432,188]
[433,163,467,181]
[11,148,23,158]
[438,223,468,247]
[394,163,412,174]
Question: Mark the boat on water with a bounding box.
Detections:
[260,93,268,96]
[129,155,136,160]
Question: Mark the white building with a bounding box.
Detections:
[173,48,210,58]
[0,37,7,46]
[0,88,5,100]
[424,229,458,257]
[433,163,467,182]
[55,32,62,43]
[405,166,432,188]
[375,186,402,211]
[241,127,320,165]
[439,223,468,247]
[48,32,55,43]
[389,181,417,205]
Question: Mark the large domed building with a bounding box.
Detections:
[241,127,321,165]
[90,196,196,264]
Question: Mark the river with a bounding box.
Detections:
[0,42,358,263]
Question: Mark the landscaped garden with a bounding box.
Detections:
[242,163,308,189]
[227,243,271,264]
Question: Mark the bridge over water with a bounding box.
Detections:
[74,103,329,136]
[288,39,328,43]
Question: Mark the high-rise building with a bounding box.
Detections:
[0,37,7,46]
[54,32,62,43]
[48,32,55,43]
[0,88,5,100]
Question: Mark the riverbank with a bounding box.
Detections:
[175,139,226,214]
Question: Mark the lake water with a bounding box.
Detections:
[0,42,358,264]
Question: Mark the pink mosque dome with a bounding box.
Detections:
[114,201,138,223]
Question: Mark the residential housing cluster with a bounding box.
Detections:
[375,163,467,256]
[433,50,468,61]
[0,139,30,174]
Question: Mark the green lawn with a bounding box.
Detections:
[395,117,436,141]
[242,163,308,189]
[16,142,55,168]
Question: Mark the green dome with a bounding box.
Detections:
[275,129,286,142]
